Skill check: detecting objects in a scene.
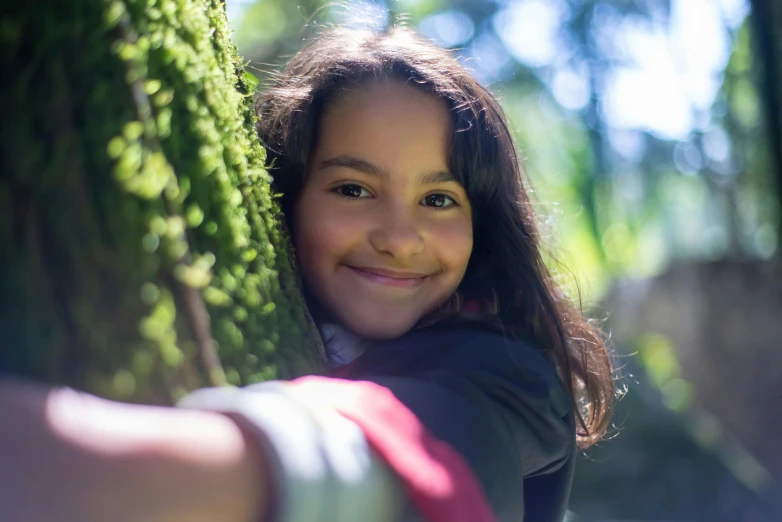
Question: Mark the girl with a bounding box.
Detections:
[0,24,614,522]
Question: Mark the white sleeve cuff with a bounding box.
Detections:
[177,382,410,522]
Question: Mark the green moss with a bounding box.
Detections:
[0,0,322,404]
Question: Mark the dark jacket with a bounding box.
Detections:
[329,321,577,522]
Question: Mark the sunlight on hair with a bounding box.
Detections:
[328,0,390,31]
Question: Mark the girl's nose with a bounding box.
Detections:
[368,203,425,260]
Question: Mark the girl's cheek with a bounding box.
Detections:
[295,195,365,259]
[310,199,366,237]
[427,214,473,262]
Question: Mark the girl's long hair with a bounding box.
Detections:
[256,25,615,448]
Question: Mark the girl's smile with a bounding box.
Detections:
[292,79,474,339]
[346,265,430,289]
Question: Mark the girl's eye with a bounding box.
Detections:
[421,193,456,209]
[334,184,371,199]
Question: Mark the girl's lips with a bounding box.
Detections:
[347,266,428,288]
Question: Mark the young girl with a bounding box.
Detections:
[0,24,614,522]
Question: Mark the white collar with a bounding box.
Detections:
[319,323,367,368]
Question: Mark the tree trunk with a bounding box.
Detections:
[750,0,782,247]
[0,0,322,405]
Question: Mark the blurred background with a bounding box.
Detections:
[224,0,780,520]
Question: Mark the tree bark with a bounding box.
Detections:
[0,0,322,404]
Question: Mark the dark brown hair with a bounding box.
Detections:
[255,24,615,447]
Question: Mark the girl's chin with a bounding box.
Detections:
[341,314,418,340]
[334,296,454,340]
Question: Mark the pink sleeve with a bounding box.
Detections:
[288,376,497,522]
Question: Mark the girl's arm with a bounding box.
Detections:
[0,378,407,522]
[0,379,268,522]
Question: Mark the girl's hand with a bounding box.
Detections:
[0,378,269,522]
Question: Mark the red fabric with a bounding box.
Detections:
[288,376,497,522]
[462,299,481,314]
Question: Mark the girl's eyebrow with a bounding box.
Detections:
[318,155,457,185]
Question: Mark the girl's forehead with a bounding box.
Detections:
[307,81,456,188]
[316,82,450,156]
[326,79,448,116]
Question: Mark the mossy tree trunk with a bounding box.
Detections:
[0,0,322,404]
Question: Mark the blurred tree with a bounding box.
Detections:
[0,0,323,404]
[749,0,782,248]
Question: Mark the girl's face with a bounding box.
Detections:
[293,80,473,339]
